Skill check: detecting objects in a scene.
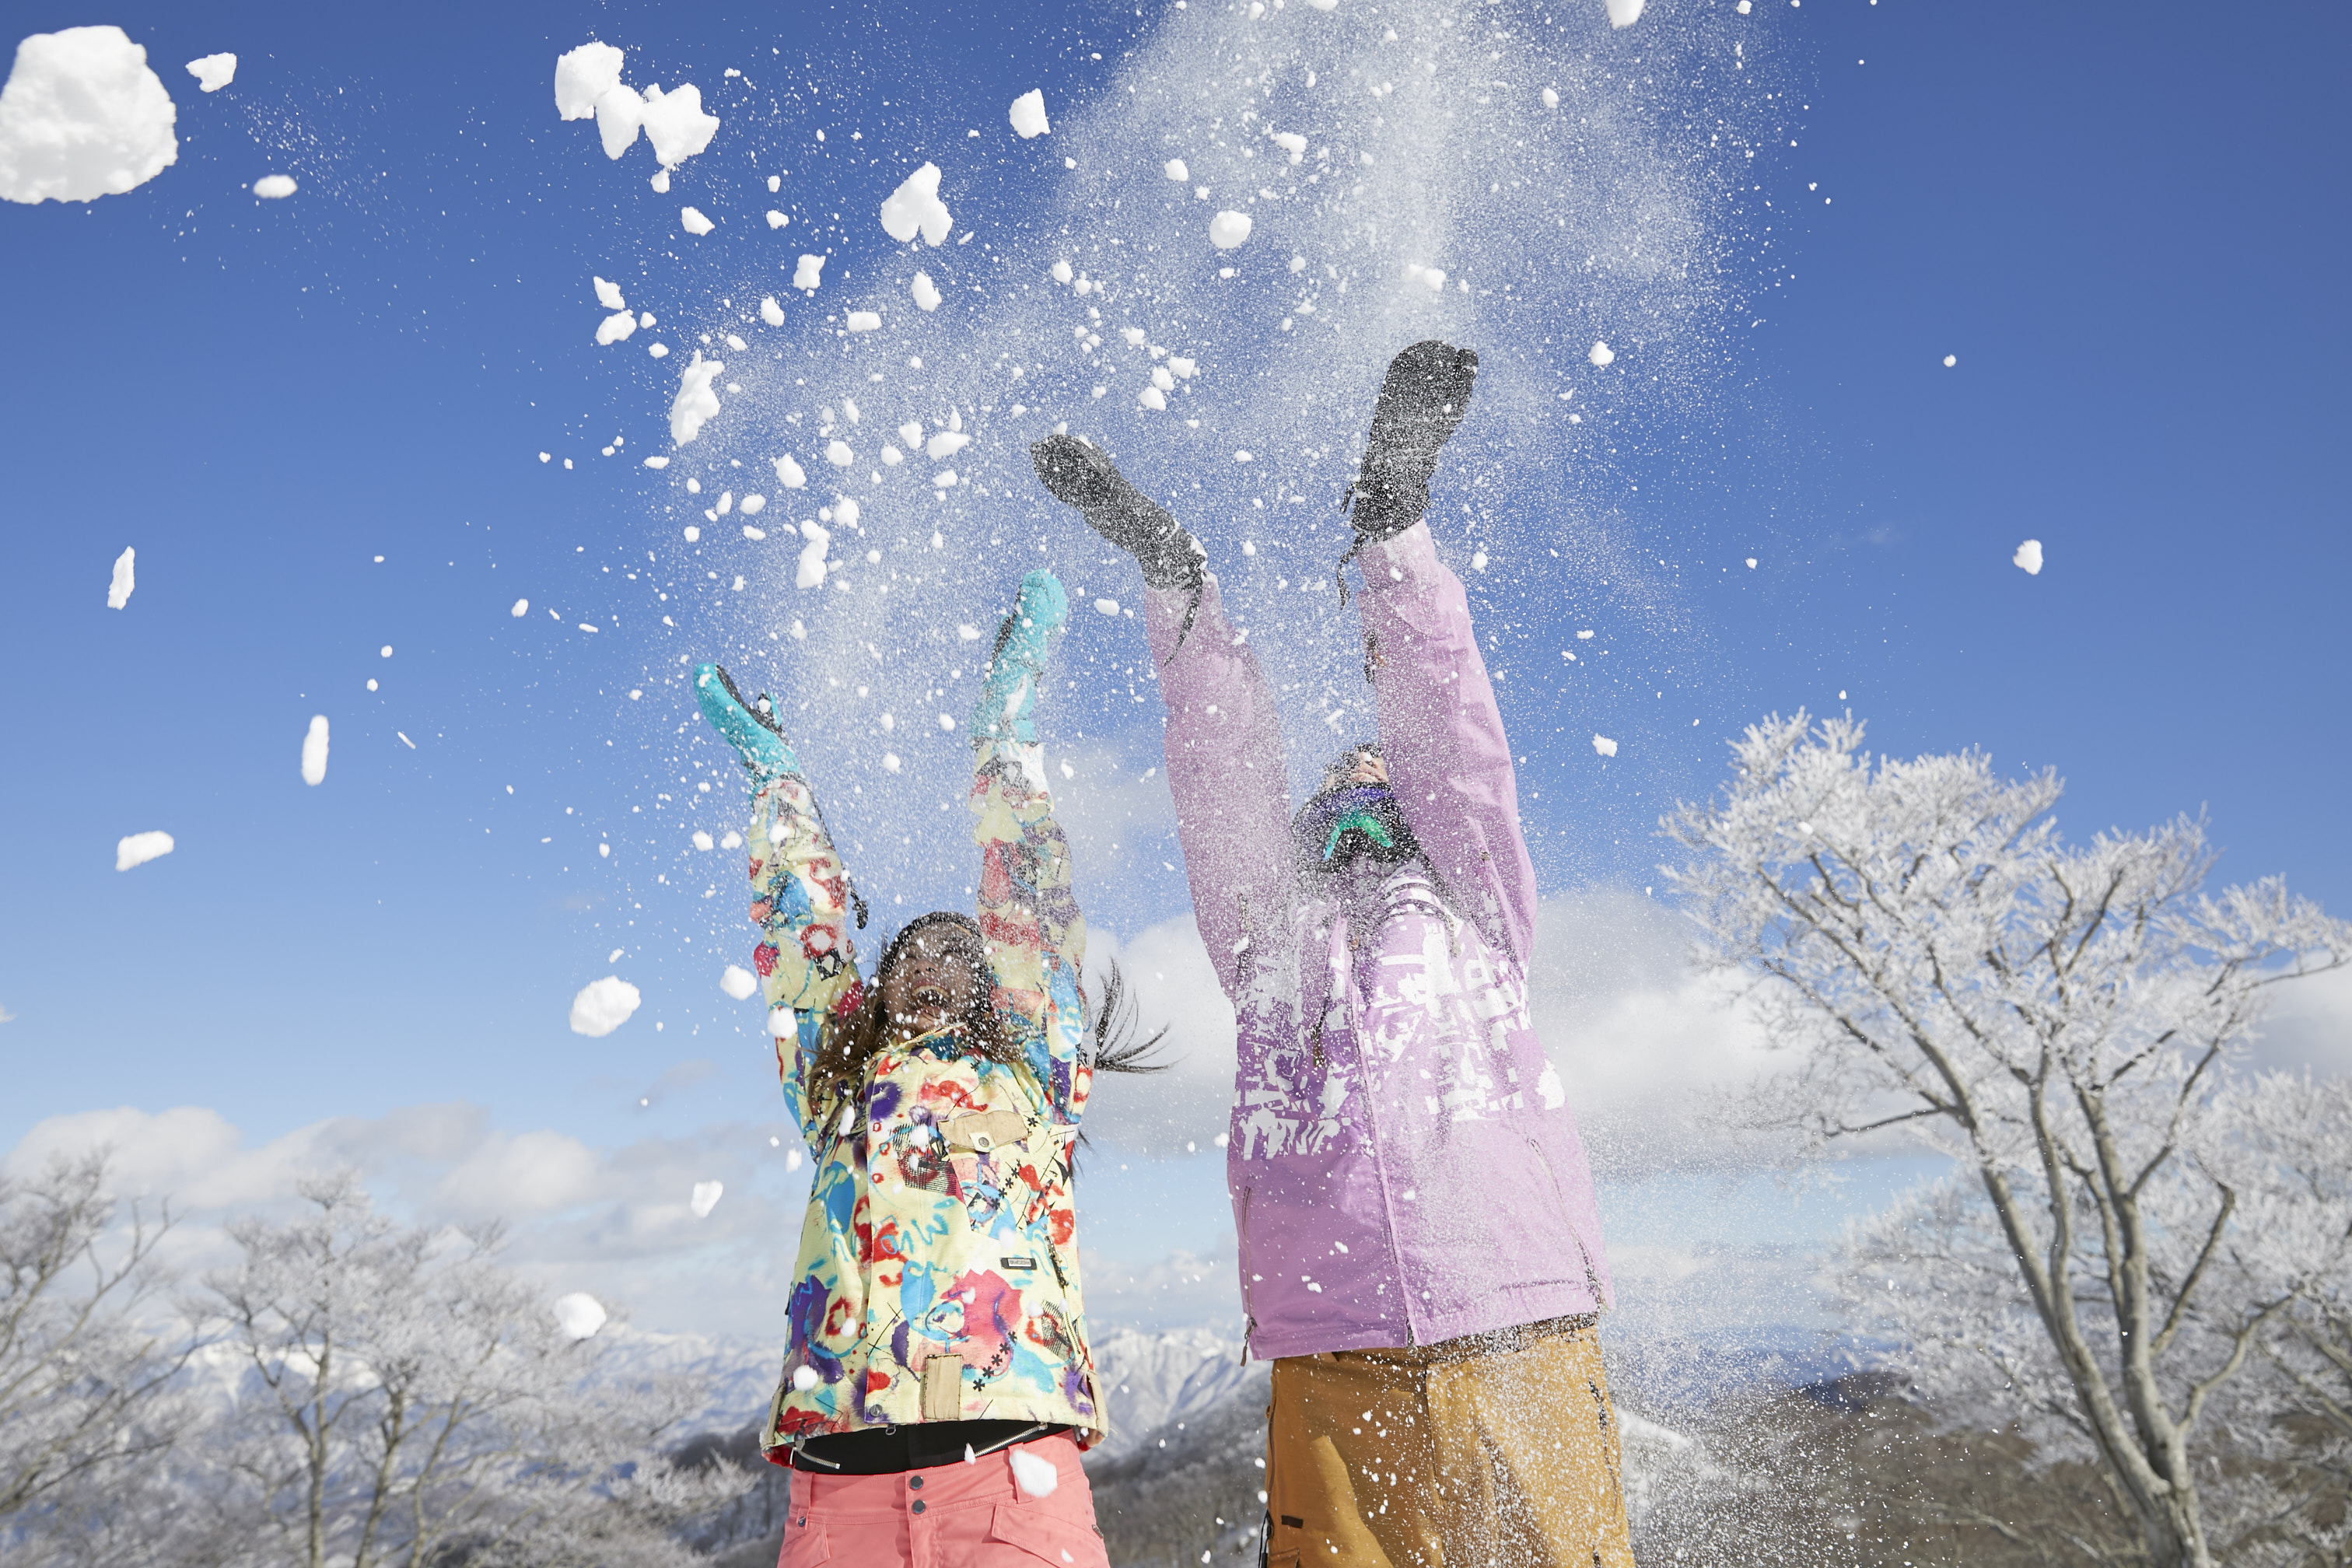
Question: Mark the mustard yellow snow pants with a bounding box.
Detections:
[1262,1315,1636,1568]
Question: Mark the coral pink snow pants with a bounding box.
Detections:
[777,1433,1110,1568]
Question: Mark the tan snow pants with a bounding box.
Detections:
[1262,1315,1636,1568]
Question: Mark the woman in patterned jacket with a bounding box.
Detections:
[694,568,1140,1568]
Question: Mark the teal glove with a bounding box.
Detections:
[694,663,798,778]
[968,569,1069,745]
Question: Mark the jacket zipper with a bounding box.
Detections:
[1237,1187,1257,1363]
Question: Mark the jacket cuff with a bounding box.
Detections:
[1354,519,1437,593]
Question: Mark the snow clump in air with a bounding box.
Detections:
[510,598,530,616]
[107,547,135,608]
[796,520,830,589]
[252,173,295,198]
[680,205,712,235]
[1944,354,1958,368]
[1164,158,1188,181]
[593,275,625,310]
[2013,539,2043,576]
[912,271,942,310]
[690,1180,724,1218]
[1591,733,1619,758]
[1588,341,1615,367]
[551,1292,607,1340]
[669,352,723,445]
[1009,1447,1059,1497]
[300,715,329,786]
[569,975,642,1036]
[1008,89,1051,139]
[0,26,179,205]
[793,254,825,292]
[185,54,235,93]
[596,310,635,345]
[554,42,624,120]
[772,453,807,488]
[642,85,720,169]
[760,295,785,325]
[879,163,953,246]
[720,964,758,1000]
[116,831,174,871]
[1209,210,1253,249]
[846,310,881,331]
[1605,0,1647,27]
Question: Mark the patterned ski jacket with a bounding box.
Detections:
[739,733,1104,1455]
[1146,520,1614,1360]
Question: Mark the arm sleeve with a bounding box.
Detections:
[744,768,866,1146]
[969,737,1092,1124]
[1354,521,1540,966]
[1143,578,1294,999]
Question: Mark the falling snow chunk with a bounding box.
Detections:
[793,254,825,292]
[1008,89,1051,139]
[642,455,670,469]
[721,964,758,1001]
[641,82,719,170]
[820,439,853,468]
[2014,539,2044,576]
[1051,259,1073,284]
[552,1292,607,1340]
[1471,551,1489,572]
[912,271,942,311]
[252,174,296,198]
[879,162,952,247]
[594,83,642,158]
[115,830,173,870]
[1588,341,1615,367]
[595,310,636,345]
[510,598,530,617]
[683,525,700,542]
[1592,733,1619,758]
[792,1364,821,1391]
[1604,0,1646,28]
[648,342,670,358]
[691,1180,724,1218]
[882,752,902,774]
[773,453,807,488]
[932,469,958,488]
[0,26,179,205]
[593,275,625,310]
[846,310,881,331]
[554,42,624,120]
[1164,158,1189,181]
[539,453,550,463]
[1542,86,1559,108]
[1944,354,1958,368]
[926,430,969,461]
[680,205,713,236]
[300,716,329,785]
[106,547,135,608]
[185,54,235,93]
[796,520,831,589]
[1167,356,1197,379]
[1234,450,1253,463]
[957,624,982,642]
[578,622,598,633]
[692,830,715,851]
[760,295,785,325]
[1738,0,1751,10]
[569,975,640,1037]
[741,493,766,514]
[669,352,724,446]
[1139,385,1167,411]
[1209,210,1253,249]
[1010,1447,1059,1498]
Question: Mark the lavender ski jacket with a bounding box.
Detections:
[1146,520,1612,1360]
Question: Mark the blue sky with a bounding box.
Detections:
[2,0,2347,1339]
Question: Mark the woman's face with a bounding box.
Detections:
[877,927,989,1044]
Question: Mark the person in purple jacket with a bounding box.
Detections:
[1031,341,1633,1567]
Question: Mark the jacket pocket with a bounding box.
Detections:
[780,1514,830,1567]
[1525,1136,1605,1304]
[989,1500,1108,1566]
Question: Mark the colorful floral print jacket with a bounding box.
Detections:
[740,735,1101,1457]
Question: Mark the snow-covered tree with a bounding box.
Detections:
[0,1153,187,1528]
[1664,712,2352,1568]
[187,1175,745,1568]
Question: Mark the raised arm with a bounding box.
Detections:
[1145,577,1293,999]
[695,665,865,1146]
[1353,522,1538,965]
[964,570,1090,1121]
[1027,434,1293,1000]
